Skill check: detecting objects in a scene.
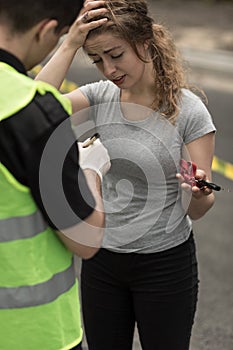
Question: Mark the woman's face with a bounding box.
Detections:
[84,33,149,89]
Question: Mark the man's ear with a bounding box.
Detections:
[35,19,59,42]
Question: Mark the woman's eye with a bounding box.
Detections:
[92,59,102,64]
[112,53,123,59]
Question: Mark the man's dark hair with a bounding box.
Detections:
[0,0,84,33]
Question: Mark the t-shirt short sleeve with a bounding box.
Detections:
[177,90,216,144]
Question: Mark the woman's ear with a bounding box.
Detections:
[35,19,59,42]
[143,39,150,50]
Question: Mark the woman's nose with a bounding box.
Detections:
[103,60,117,77]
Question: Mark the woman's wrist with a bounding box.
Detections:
[59,38,81,56]
[188,192,215,220]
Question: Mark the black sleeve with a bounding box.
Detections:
[0,92,95,229]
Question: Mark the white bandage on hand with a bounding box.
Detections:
[77,139,111,181]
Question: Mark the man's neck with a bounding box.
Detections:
[0,25,32,69]
[0,48,27,75]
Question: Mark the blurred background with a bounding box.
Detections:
[146,2,233,350]
[33,1,233,349]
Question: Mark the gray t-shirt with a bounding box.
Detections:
[79,80,216,253]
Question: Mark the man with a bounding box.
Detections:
[0,1,110,349]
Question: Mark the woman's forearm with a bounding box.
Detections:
[35,40,79,89]
[183,132,216,220]
[188,192,215,220]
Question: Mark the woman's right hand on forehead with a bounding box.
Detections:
[65,1,108,50]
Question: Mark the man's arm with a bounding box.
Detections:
[0,93,110,259]
[56,169,105,259]
[28,116,110,259]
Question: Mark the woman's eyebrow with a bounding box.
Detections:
[103,46,122,54]
[88,46,122,56]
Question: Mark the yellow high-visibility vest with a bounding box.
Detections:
[0,62,82,350]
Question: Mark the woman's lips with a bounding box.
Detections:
[112,75,126,86]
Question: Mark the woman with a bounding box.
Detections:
[37,1,216,349]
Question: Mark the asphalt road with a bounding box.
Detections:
[190,86,233,350]
[69,47,233,349]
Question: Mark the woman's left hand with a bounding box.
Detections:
[176,168,213,199]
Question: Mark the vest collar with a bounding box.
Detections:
[0,48,27,75]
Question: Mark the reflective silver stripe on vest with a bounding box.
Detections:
[0,210,47,242]
[0,259,75,309]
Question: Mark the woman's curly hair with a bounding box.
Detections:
[86,0,205,124]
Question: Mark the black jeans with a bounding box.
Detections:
[81,232,199,350]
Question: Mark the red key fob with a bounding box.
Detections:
[179,159,197,186]
[179,159,221,191]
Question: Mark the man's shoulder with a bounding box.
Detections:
[3,91,70,144]
[32,92,70,124]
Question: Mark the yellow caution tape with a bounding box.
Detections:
[212,156,233,181]
[28,65,78,93]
